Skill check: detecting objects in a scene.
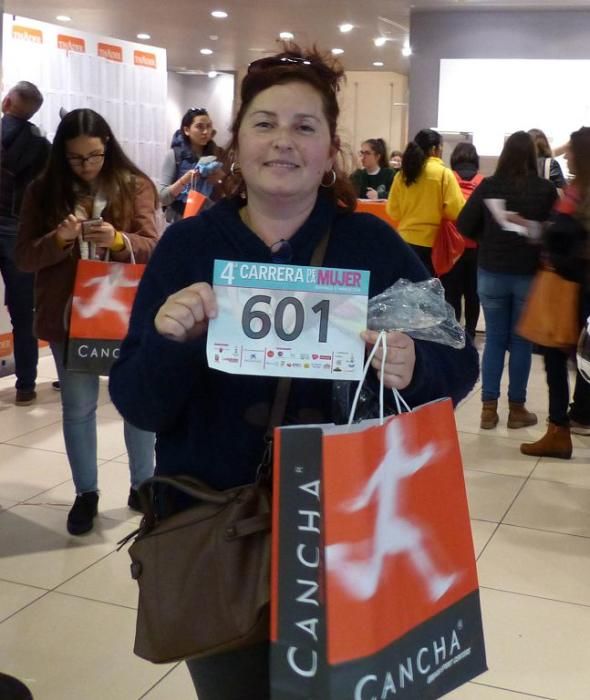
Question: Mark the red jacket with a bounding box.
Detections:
[454,171,484,249]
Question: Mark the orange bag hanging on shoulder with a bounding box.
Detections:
[183,172,208,219]
[432,219,465,277]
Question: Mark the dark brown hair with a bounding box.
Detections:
[33,109,157,232]
[495,131,538,183]
[527,128,552,159]
[450,142,480,170]
[401,128,442,186]
[569,127,590,227]
[362,138,389,169]
[224,44,356,211]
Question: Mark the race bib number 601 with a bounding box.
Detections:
[206,260,370,380]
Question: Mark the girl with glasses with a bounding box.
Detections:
[351,138,395,199]
[110,45,479,700]
[159,107,225,223]
[15,108,158,535]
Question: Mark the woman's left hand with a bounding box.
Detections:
[361,330,416,390]
[82,221,116,248]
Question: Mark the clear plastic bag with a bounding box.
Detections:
[332,278,466,423]
[367,278,465,349]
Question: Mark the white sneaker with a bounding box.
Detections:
[570,420,590,436]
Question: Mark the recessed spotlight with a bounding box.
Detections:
[137,33,151,40]
[402,45,412,57]
[374,37,387,47]
[279,32,294,40]
[373,61,384,67]
[56,15,71,22]
[208,71,218,78]
[211,10,228,18]
[209,35,219,41]
[200,48,213,55]
[331,48,344,55]
[339,23,354,33]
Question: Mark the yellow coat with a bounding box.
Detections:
[386,157,465,248]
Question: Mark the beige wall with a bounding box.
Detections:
[338,71,409,171]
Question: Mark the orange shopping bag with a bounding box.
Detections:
[66,258,145,374]
[183,172,208,218]
[271,334,486,699]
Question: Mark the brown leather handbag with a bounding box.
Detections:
[121,474,272,663]
[517,267,580,349]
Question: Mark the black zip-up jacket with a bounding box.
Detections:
[456,174,557,276]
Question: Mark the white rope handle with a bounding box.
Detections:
[347,330,412,426]
[103,234,136,264]
[348,331,389,425]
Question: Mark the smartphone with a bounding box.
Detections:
[81,218,102,238]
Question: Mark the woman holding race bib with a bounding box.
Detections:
[109,45,479,700]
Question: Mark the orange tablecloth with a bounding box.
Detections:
[355,199,396,226]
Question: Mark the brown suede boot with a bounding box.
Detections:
[520,423,572,459]
[480,400,499,429]
[507,402,538,429]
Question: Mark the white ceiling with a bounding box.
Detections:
[6,0,590,76]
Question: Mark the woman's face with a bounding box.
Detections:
[359,143,379,171]
[65,135,106,183]
[390,154,402,169]
[236,81,334,203]
[184,114,214,149]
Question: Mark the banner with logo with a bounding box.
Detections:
[66,259,144,375]
[3,13,167,181]
[271,398,486,699]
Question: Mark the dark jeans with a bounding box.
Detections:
[440,247,480,339]
[186,642,269,700]
[544,347,590,426]
[408,243,434,276]
[0,226,38,390]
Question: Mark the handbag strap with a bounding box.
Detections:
[263,228,331,441]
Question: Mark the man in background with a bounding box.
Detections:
[1,81,50,405]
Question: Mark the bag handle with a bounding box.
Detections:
[347,329,411,426]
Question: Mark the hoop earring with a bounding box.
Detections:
[320,168,336,188]
[230,161,241,176]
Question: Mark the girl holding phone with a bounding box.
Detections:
[16,108,159,536]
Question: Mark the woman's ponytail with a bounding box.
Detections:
[402,128,442,186]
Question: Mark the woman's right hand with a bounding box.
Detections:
[56,214,81,244]
[180,169,198,187]
[154,282,218,342]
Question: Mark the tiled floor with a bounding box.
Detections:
[1,350,589,699]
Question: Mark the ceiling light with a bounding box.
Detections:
[402,45,412,57]
[209,35,219,40]
[339,23,354,33]
[137,33,151,40]
[279,32,294,40]
[331,48,344,55]
[211,10,228,18]
[208,71,218,78]
[200,48,213,55]
[374,37,387,47]
[56,15,71,22]
[373,61,384,67]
